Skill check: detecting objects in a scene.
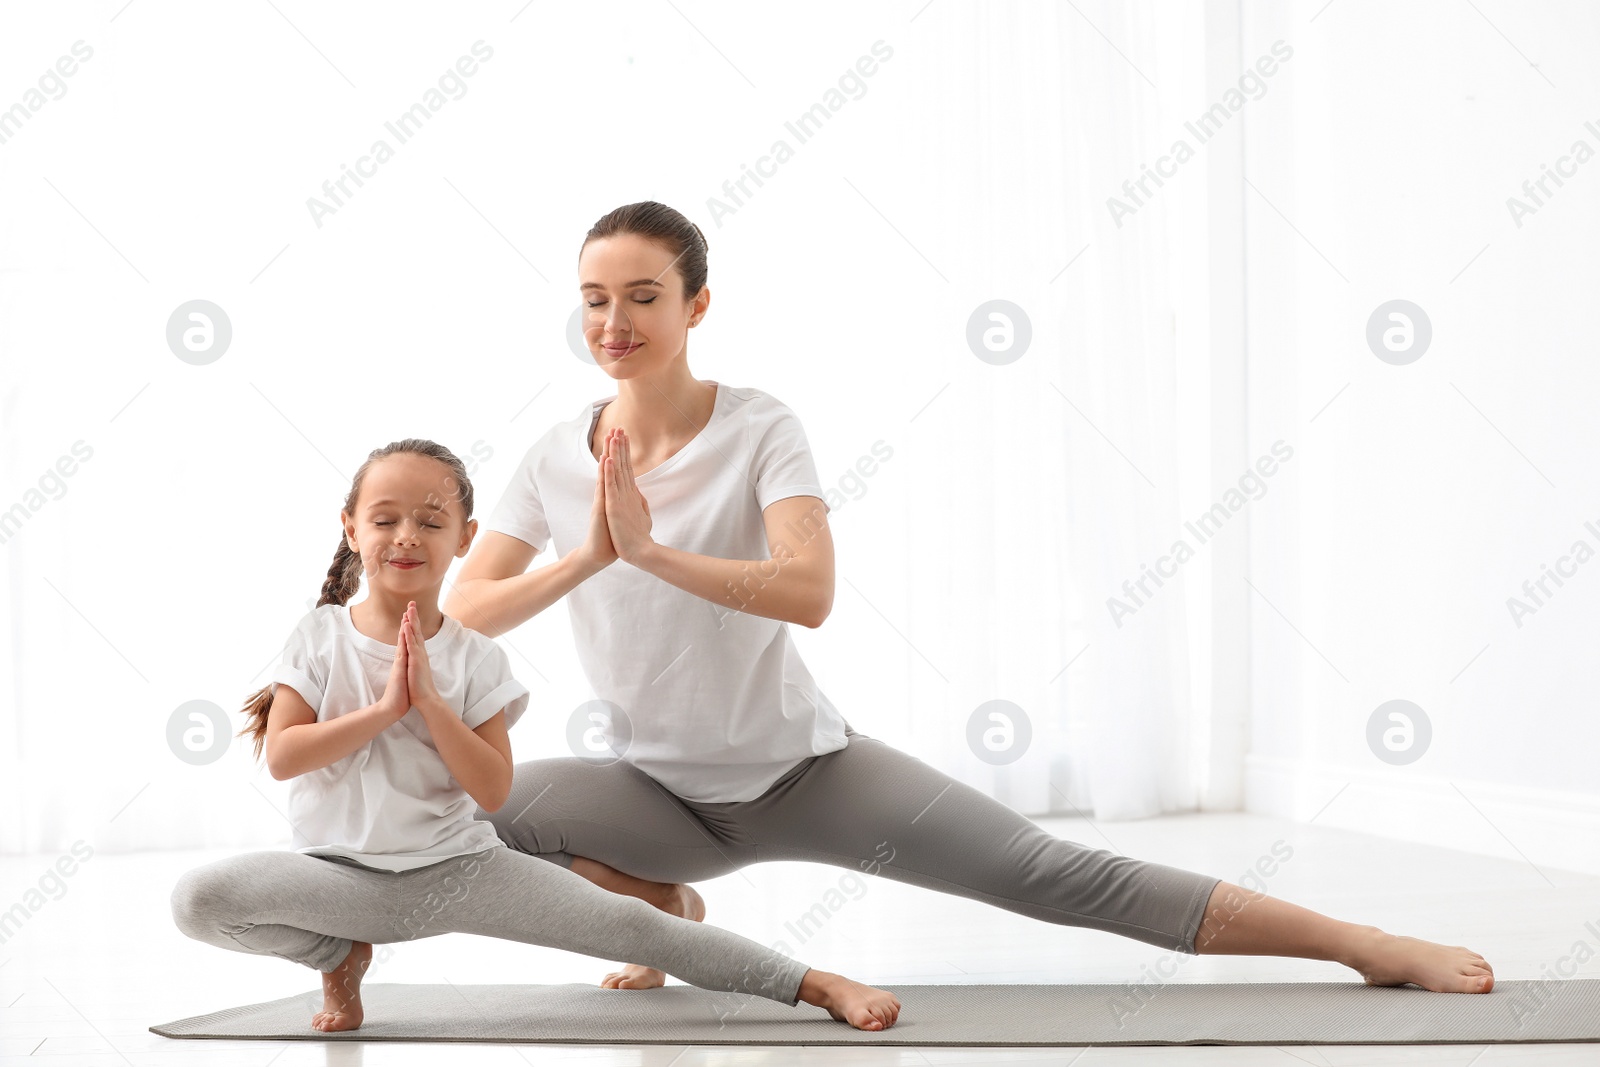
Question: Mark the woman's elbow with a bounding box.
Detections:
[804,591,834,629]
[441,583,475,625]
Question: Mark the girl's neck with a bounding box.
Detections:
[350,594,444,644]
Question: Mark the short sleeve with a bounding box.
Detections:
[269,613,327,712]
[482,441,551,552]
[753,399,830,514]
[462,642,530,731]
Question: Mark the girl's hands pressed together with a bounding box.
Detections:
[375,617,411,722]
[603,429,655,564]
[400,601,442,713]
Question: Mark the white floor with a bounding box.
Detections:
[2,811,1597,1066]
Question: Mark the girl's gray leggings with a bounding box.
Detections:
[480,727,1223,956]
[169,844,811,1004]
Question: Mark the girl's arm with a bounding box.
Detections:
[416,700,513,811]
[265,685,399,780]
[631,495,835,629]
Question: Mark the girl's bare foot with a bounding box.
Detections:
[312,940,372,1032]
[1343,925,1495,993]
[600,882,707,990]
[797,969,901,1031]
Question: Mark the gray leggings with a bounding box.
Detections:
[480,727,1223,956]
[169,844,811,1004]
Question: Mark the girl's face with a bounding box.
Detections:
[341,454,475,594]
[578,234,708,375]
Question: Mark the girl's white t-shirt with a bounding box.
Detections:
[483,380,849,803]
[269,602,531,872]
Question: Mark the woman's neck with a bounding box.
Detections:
[607,372,717,446]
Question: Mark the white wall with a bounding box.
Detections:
[1240,1,1600,875]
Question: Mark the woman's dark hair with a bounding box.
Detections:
[582,201,709,302]
[236,438,475,762]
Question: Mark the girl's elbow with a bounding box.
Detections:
[480,772,513,813]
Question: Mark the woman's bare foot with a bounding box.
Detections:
[312,940,372,1032]
[797,969,901,1031]
[600,882,706,990]
[1342,925,1495,993]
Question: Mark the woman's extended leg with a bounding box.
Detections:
[485,732,1494,993]
[729,731,1494,992]
[1192,882,1493,991]
[171,846,901,1031]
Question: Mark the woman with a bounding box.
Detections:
[444,201,1494,996]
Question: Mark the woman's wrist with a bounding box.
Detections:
[621,539,662,571]
[565,544,613,580]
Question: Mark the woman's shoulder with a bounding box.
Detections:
[445,616,511,665]
[719,382,806,423]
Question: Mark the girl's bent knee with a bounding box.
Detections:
[169,864,231,939]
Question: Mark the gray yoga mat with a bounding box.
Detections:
[150,980,1600,1046]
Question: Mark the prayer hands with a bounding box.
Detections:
[602,429,654,563]
[399,601,441,714]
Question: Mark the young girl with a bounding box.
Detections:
[168,438,901,1033]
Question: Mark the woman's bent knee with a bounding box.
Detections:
[481,758,611,855]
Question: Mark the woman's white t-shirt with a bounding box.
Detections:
[483,380,849,803]
[269,602,531,872]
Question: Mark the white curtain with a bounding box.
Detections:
[884,0,1219,822]
[1,0,1232,855]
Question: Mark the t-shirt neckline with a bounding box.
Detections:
[337,601,457,657]
[581,380,723,481]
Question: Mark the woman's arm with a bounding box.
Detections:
[446,459,617,637]
[416,701,513,811]
[631,495,835,628]
[444,532,604,637]
[600,432,836,628]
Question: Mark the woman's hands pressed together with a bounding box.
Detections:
[582,436,620,569]
[580,428,656,568]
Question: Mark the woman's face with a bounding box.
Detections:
[578,234,706,375]
[341,454,475,592]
